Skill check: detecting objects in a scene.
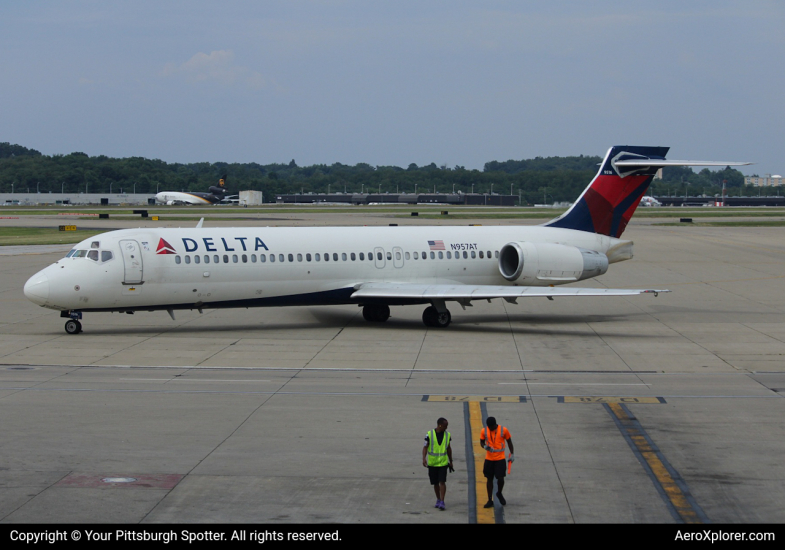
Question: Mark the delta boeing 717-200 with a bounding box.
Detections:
[24,146,749,334]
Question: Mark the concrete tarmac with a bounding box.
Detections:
[1,219,785,524]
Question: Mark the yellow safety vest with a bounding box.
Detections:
[427,429,451,467]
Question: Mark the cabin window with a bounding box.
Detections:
[386,252,391,260]
[413,251,418,260]
[487,251,492,259]
[297,253,303,262]
[214,255,220,263]
[471,251,476,259]
[101,251,114,262]
[446,251,451,259]
[396,251,402,260]
[430,252,435,259]
[194,255,201,264]
[359,252,364,260]
[87,250,99,261]
[279,254,284,263]
[315,253,321,261]
[232,255,238,263]
[333,253,338,261]
[479,251,484,259]
[463,251,468,259]
[368,252,373,260]
[324,253,329,262]
[223,255,229,263]
[185,255,191,264]
[495,251,499,258]
[405,252,410,260]
[437,251,442,259]
[251,254,257,263]
[260,254,266,263]
[288,254,294,262]
[175,256,181,264]
[422,251,427,259]
[342,253,347,261]
[204,255,210,264]
[351,253,356,261]
[306,253,312,262]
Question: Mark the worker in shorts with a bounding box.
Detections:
[422,417,454,510]
[479,416,514,508]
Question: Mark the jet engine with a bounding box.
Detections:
[498,242,608,285]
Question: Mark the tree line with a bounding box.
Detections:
[0,142,751,204]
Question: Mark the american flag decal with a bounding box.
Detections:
[428,240,445,250]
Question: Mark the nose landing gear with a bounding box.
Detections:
[61,311,83,334]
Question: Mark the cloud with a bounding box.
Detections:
[161,50,266,90]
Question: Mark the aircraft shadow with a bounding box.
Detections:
[70,308,652,339]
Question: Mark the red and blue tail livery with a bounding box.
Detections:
[546,146,669,238]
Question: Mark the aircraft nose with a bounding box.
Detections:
[24,272,50,305]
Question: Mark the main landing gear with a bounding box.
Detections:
[361,303,452,328]
[61,311,83,334]
[362,304,390,322]
[422,306,451,328]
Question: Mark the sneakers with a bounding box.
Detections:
[434,500,441,508]
[496,492,506,506]
[438,501,446,511]
[483,500,494,508]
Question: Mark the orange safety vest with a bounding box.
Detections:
[482,426,509,461]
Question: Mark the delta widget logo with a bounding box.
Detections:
[156,238,177,255]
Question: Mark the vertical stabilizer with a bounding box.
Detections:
[545,146,668,238]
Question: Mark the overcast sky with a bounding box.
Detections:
[2,1,782,175]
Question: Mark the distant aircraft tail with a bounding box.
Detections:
[208,174,228,196]
[545,146,750,238]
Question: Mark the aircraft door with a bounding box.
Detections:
[374,247,386,269]
[119,239,144,284]
[393,246,404,268]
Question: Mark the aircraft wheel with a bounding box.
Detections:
[434,309,451,328]
[362,304,390,322]
[423,306,451,328]
[65,320,82,335]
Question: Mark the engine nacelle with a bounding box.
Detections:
[498,242,608,285]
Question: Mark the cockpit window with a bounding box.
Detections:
[91,241,100,249]
[73,250,88,258]
[87,250,99,261]
[101,251,114,262]
[65,249,76,258]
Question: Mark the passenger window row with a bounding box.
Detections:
[173,250,500,265]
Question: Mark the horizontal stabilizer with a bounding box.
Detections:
[614,160,751,168]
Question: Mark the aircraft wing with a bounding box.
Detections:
[351,282,669,302]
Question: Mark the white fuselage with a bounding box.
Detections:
[154,191,214,205]
[23,225,619,313]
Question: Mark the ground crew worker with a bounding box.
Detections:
[422,417,454,510]
[479,416,514,508]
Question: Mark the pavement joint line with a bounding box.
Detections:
[0,363,662,373]
[606,402,708,524]
[0,387,782,399]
